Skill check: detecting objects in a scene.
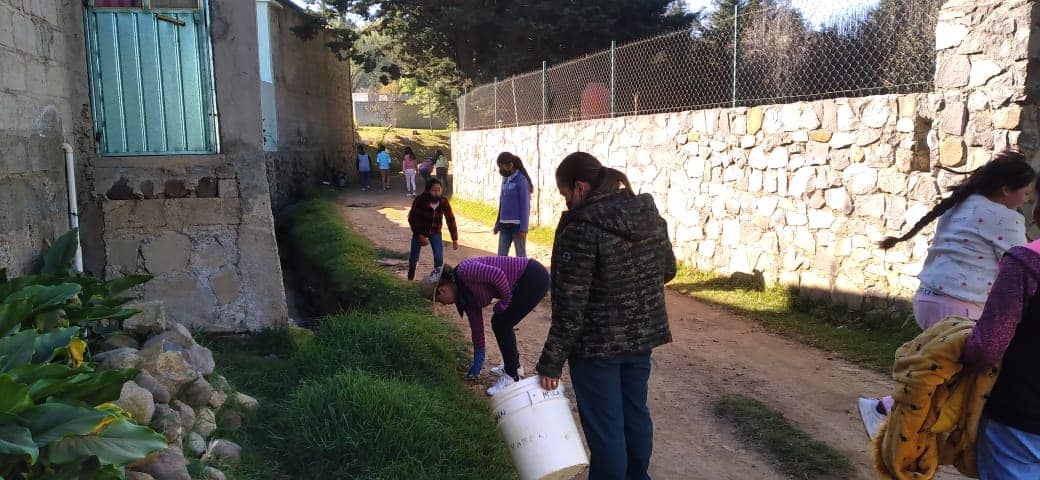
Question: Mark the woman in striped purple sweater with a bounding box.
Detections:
[421,256,549,396]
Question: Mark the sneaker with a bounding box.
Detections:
[487,375,517,396]
[490,364,525,378]
[858,397,887,439]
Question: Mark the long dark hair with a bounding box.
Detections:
[497,152,534,191]
[556,152,632,196]
[879,150,1036,249]
[424,178,443,193]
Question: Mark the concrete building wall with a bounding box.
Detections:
[0,0,76,274]
[264,1,355,209]
[450,0,1040,312]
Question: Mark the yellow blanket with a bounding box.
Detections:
[871,317,999,480]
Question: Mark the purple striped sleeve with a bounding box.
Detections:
[964,250,1039,370]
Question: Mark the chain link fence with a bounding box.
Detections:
[458,0,938,130]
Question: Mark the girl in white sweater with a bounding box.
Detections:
[859,150,1035,438]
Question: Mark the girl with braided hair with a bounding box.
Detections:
[859,150,1035,438]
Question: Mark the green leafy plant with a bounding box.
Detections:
[0,229,152,348]
[0,230,166,479]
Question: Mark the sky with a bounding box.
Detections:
[683,0,882,28]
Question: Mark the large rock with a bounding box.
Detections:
[172,400,196,432]
[103,334,140,351]
[184,432,207,458]
[181,378,216,409]
[841,163,878,195]
[136,371,171,404]
[202,467,227,480]
[203,439,242,467]
[825,188,853,215]
[95,348,143,371]
[969,60,1002,87]
[127,473,156,480]
[123,302,167,338]
[134,446,190,480]
[208,390,228,409]
[935,22,968,50]
[147,351,200,396]
[234,393,260,413]
[194,408,218,438]
[183,345,215,376]
[935,55,970,88]
[152,405,184,443]
[116,381,155,425]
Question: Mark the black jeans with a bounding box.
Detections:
[491,260,549,379]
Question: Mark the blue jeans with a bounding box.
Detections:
[359,171,371,188]
[408,232,444,273]
[569,352,653,480]
[497,223,526,257]
[978,417,1040,479]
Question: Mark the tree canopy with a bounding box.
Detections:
[294,0,695,119]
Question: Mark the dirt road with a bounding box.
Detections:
[338,184,958,479]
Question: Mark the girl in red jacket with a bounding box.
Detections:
[407,178,459,280]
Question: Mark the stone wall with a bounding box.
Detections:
[450,0,1040,310]
[264,1,356,210]
[0,0,76,274]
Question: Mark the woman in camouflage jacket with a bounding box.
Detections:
[537,152,675,480]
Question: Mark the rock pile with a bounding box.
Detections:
[95,302,259,480]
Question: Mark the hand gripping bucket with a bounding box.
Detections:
[490,376,589,480]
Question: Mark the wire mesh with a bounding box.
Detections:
[458,0,938,130]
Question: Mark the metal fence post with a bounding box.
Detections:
[494,77,499,127]
[610,40,616,117]
[541,62,547,124]
[731,4,739,108]
[462,86,467,130]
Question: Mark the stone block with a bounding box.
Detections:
[939,101,967,136]
[107,236,141,273]
[808,209,835,230]
[781,104,801,132]
[841,163,877,195]
[837,104,857,131]
[766,147,789,169]
[877,169,908,195]
[854,194,885,219]
[939,137,966,167]
[747,107,763,135]
[969,60,1003,87]
[142,231,191,274]
[992,105,1023,129]
[856,129,882,146]
[829,132,855,149]
[935,55,970,88]
[896,118,915,133]
[862,98,891,128]
[935,22,968,50]
[898,95,917,118]
[823,189,848,216]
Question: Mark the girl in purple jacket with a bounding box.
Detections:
[494,152,533,257]
[420,256,549,396]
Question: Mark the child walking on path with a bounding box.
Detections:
[421,256,550,396]
[377,145,392,191]
[964,174,1040,478]
[402,147,418,196]
[494,152,533,257]
[858,150,1035,438]
[435,149,449,186]
[406,178,458,281]
[419,156,433,185]
[357,146,372,191]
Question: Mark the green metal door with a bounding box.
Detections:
[85,0,217,155]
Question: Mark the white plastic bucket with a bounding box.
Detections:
[490,376,589,480]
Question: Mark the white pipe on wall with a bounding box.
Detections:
[61,142,83,273]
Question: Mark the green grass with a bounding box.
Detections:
[714,394,853,479]
[357,126,451,171]
[448,197,557,246]
[209,191,515,479]
[446,197,915,373]
[670,266,918,373]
